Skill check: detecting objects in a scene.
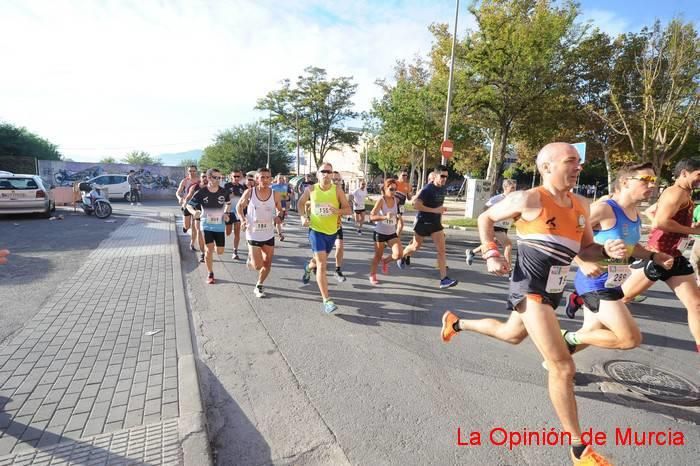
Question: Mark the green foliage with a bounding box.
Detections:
[0,122,62,160]
[257,67,359,169]
[199,122,292,175]
[179,158,200,168]
[122,151,161,166]
[99,156,117,164]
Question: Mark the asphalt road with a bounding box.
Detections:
[180,212,700,466]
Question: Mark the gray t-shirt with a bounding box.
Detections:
[127,173,138,188]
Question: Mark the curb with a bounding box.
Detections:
[168,214,213,466]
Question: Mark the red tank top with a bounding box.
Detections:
[647,198,693,256]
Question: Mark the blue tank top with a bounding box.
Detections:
[574,199,641,294]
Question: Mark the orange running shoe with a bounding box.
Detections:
[571,445,613,466]
[441,311,459,343]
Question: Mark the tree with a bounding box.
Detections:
[257,66,359,169]
[199,122,292,175]
[99,156,117,164]
[430,0,582,194]
[0,122,62,160]
[607,20,700,174]
[179,158,200,168]
[122,151,161,166]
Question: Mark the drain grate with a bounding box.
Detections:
[603,360,700,406]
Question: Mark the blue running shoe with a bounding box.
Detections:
[302,262,312,284]
[323,299,338,314]
[439,277,458,289]
[397,258,405,270]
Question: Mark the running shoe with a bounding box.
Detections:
[302,262,312,284]
[190,244,196,252]
[369,274,379,285]
[246,257,254,270]
[381,257,390,274]
[323,299,338,314]
[206,273,215,285]
[631,295,647,303]
[404,256,411,266]
[441,311,459,342]
[565,292,584,319]
[278,233,285,242]
[357,229,362,235]
[199,252,205,263]
[232,249,240,260]
[182,227,188,234]
[254,285,265,298]
[466,248,475,265]
[397,258,405,270]
[570,445,612,465]
[439,277,458,289]
[561,329,577,354]
[335,270,347,283]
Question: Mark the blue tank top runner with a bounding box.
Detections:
[574,199,641,294]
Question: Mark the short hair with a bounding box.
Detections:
[433,165,448,174]
[615,162,654,183]
[256,167,270,174]
[673,159,700,177]
[206,168,220,177]
[502,179,517,189]
[188,165,197,170]
[231,169,242,174]
[383,178,397,192]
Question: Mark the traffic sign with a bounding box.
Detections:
[572,142,586,164]
[440,140,454,159]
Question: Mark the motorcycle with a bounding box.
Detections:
[79,183,113,219]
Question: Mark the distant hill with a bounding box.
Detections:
[157,149,202,166]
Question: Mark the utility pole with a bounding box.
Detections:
[441,0,459,165]
[295,113,300,175]
[266,110,271,169]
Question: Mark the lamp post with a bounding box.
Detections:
[266,110,272,169]
[441,0,459,165]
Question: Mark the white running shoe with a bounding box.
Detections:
[254,285,265,298]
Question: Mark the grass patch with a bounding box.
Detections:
[445,218,479,228]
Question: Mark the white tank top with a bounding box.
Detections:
[374,197,398,235]
[246,188,276,241]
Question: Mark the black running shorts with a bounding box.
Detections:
[643,255,694,282]
[413,222,443,237]
[247,237,275,248]
[204,230,225,247]
[373,232,398,243]
[580,288,625,313]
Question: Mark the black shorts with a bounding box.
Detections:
[247,237,275,248]
[225,211,239,225]
[508,263,564,310]
[373,232,398,243]
[580,288,625,313]
[182,206,192,217]
[204,230,225,247]
[413,222,443,237]
[494,226,509,233]
[642,255,695,282]
[354,209,366,214]
[336,227,344,240]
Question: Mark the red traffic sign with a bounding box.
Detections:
[440,139,454,159]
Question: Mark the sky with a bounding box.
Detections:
[1,0,698,162]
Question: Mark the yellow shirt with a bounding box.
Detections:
[310,184,340,235]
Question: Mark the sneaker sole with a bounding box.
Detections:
[441,311,458,342]
[439,282,458,289]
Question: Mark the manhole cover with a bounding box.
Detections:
[603,360,700,406]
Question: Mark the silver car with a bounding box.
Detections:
[0,172,56,217]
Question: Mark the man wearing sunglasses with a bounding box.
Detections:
[176,166,199,247]
[187,168,231,284]
[402,165,458,289]
[224,170,246,260]
[620,159,700,352]
[298,163,352,313]
[557,163,673,355]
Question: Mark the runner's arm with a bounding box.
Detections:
[578,198,626,261]
[369,198,385,222]
[336,185,352,216]
[236,188,252,220]
[297,188,311,217]
[652,190,700,235]
[186,192,200,216]
[478,190,529,249]
[176,180,186,203]
[412,189,445,214]
[642,202,657,222]
[273,192,284,218]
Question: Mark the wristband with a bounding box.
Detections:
[483,241,498,252]
[483,249,502,260]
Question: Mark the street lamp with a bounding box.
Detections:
[442,0,460,165]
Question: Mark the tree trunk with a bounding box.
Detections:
[487,126,509,196]
[604,149,613,194]
[421,147,427,188]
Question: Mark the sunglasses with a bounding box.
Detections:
[188,170,197,173]
[439,175,448,179]
[388,188,396,192]
[209,176,221,180]
[319,170,332,174]
[628,175,657,183]
[232,175,241,178]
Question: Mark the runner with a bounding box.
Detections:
[557,163,673,356]
[187,168,231,284]
[351,181,369,235]
[368,179,404,285]
[331,171,347,282]
[223,169,246,260]
[401,165,458,289]
[236,168,283,298]
[466,179,516,266]
[441,143,626,465]
[618,159,700,352]
[394,170,413,238]
[271,174,291,241]
[184,171,209,261]
[176,166,199,249]
[689,191,700,286]
[298,163,351,313]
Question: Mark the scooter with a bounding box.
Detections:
[79,183,112,219]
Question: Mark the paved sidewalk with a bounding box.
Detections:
[0,213,209,464]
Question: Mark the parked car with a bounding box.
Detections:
[86,174,130,201]
[446,183,462,195]
[0,172,56,217]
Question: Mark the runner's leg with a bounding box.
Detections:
[314,251,330,300]
[432,230,448,278]
[621,267,655,303]
[666,274,700,348]
[370,241,384,276]
[259,244,274,284]
[402,234,422,258]
[456,310,528,344]
[388,237,403,261]
[568,300,641,350]
[205,241,215,275]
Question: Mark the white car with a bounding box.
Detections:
[86,174,131,201]
[0,172,56,217]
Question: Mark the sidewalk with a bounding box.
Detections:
[0,213,209,465]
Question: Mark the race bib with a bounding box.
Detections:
[495,219,513,229]
[254,221,272,232]
[384,216,396,226]
[207,215,222,224]
[545,266,570,293]
[314,203,334,217]
[605,264,631,288]
[678,237,694,250]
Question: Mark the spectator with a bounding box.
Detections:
[127,170,142,205]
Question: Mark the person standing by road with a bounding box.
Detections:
[127,170,142,205]
[298,163,351,313]
[401,165,457,289]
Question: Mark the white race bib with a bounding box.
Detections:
[495,219,513,229]
[207,215,222,224]
[545,266,570,293]
[678,237,694,250]
[254,221,272,232]
[314,203,333,217]
[604,264,631,288]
